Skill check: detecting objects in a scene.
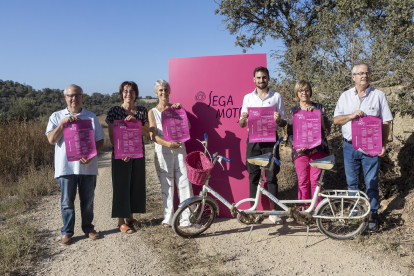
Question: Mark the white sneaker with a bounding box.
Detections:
[268,212,282,224]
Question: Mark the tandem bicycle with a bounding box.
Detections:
[172,134,371,246]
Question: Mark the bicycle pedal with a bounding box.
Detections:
[255,215,264,224]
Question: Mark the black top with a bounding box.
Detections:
[287,102,331,160]
[105,105,148,126]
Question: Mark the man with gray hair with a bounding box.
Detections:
[334,63,393,232]
[46,84,104,245]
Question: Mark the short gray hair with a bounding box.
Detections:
[64,84,83,94]
[154,79,170,92]
[352,63,371,75]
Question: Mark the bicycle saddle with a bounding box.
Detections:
[247,152,272,169]
[309,155,335,170]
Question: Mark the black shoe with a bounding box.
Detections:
[366,219,378,232]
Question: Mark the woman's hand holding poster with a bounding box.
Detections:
[161,107,190,142]
[292,110,321,149]
[113,120,143,159]
[63,120,97,161]
[351,115,382,156]
[248,107,276,143]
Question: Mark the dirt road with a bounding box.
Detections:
[30,146,410,275]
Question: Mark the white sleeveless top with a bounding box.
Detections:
[152,108,164,139]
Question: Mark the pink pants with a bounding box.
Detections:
[294,151,326,206]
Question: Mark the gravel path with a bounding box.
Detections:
[195,218,409,275]
[30,150,167,276]
[30,146,411,275]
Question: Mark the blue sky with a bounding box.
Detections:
[0,0,282,97]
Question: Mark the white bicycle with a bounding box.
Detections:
[172,134,371,245]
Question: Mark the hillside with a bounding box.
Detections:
[0,80,158,119]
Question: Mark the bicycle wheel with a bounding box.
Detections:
[172,198,217,238]
[315,198,369,240]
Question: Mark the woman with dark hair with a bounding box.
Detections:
[106,81,149,233]
[287,80,331,207]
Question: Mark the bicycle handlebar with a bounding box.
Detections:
[222,156,231,162]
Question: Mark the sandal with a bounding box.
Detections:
[126,219,138,226]
[118,224,135,234]
[162,223,171,227]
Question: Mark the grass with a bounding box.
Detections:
[0,120,56,219]
[0,119,56,275]
[0,219,40,275]
[0,120,54,182]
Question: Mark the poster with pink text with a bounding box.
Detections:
[161,107,190,142]
[62,120,97,162]
[248,107,276,143]
[352,115,382,156]
[169,54,268,217]
[113,120,143,159]
[292,110,321,149]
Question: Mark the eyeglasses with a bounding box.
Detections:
[353,72,370,76]
[123,91,135,95]
[65,94,83,98]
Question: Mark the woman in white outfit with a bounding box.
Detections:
[148,79,194,227]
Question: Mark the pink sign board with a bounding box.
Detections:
[352,115,382,156]
[292,110,322,149]
[248,107,276,143]
[169,54,269,217]
[62,120,97,162]
[161,107,190,142]
[113,120,143,159]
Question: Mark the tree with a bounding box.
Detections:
[8,98,37,121]
[215,0,414,114]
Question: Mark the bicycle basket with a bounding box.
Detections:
[184,151,213,185]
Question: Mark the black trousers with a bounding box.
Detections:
[246,135,280,204]
[111,148,146,218]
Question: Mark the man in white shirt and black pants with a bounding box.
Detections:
[334,63,393,232]
[239,66,287,224]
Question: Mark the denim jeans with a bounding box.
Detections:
[57,175,97,236]
[343,142,380,219]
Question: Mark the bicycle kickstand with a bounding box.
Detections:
[305,225,310,248]
[245,223,255,245]
[245,215,263,244]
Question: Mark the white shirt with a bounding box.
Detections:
[240,89,286,129]
[334,86,393,141]
[45,108,105,178]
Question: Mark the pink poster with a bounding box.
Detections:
[62,120,97,162]
[113,120,143,159]
[161,107,190,142]
[292,110,322,149]
[169,54,268,217]
[248,107,276,143]
[352,115,382,156]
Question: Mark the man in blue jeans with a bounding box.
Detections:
[334,63,393,232]
[46,84,104,245]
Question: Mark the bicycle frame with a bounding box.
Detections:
[186,134,370,223]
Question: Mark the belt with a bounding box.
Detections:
[344,138,352,144]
